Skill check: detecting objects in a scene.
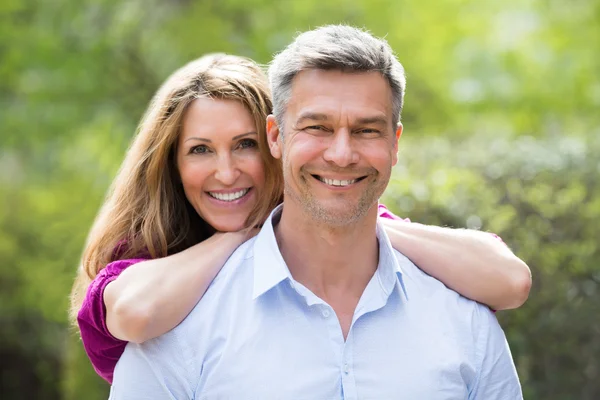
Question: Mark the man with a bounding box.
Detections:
[110,25,522,399]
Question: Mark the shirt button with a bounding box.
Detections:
[321,309,330,318]
[343,363,349,374]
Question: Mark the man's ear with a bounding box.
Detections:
[392,122,403,166]
[266,115,283,159]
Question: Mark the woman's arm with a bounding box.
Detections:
[104,231,250,344]
[380,218,532,310]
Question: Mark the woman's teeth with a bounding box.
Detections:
[208,189,249,201]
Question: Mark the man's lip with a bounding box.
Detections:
[311,174,368,182]
[312,174,366,180]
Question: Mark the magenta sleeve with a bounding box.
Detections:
[378,203,410,222]
[77,258,148,383]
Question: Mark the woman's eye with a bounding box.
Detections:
[190,145,210,154]
[238,138,258,149]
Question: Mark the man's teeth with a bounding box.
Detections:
[208,189,249,201]
[318,177,358,187]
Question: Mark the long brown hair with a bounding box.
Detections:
[69,54,283,325]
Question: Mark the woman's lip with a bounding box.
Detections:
[206,187,251,194]
[204,187,254,207]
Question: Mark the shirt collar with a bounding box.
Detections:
[252,203,409,302]
[375,221,409,302]
[252,204,292,299]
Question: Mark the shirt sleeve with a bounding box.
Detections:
[468,306,523,399]
[377,203,410,222]
[109,332,194,399]
[77,258,148,383]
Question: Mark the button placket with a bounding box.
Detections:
[340,338,357,400]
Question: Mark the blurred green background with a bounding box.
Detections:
[1,0,599,399]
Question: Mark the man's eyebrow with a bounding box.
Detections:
[184,131,257,143]
[295,112,329,125]
[355,116,388,126]
[295,113,389,126]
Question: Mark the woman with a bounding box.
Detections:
[70,54,531,384]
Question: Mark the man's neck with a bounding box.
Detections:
[274,204,380,304]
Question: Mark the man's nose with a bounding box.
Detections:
[214,154,241,185]
[323,130,359,167]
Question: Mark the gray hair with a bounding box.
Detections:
[268,25,406,129]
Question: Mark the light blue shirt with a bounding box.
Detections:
[110,205,522,400]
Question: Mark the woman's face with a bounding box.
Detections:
[176,98,265,232]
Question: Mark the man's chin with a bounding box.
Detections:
[308,204,370,227]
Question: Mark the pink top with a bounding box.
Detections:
[77,258,149,383]
[76,205,498,383]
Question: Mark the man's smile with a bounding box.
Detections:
[311,174,368,188]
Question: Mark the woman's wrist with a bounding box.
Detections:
[212,229,258,248]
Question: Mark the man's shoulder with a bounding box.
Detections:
[391,248,491,321]
[210,236,257,286]
[390,248,503,369]
[126,237,258,366]
[172,237,257,333]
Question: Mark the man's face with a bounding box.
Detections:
[267,69,402,227]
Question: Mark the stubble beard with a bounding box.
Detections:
[283,167,389,228]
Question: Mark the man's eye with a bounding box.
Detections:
[305,125,328,132]
[358,129,379,135]
[190,145,210,154]
[238,138,258,149]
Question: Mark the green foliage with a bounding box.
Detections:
[383,133,600,399]
[0,0,598,398]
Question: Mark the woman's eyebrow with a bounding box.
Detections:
[232,132,257,140]
[184,137,211,143]
[184,131,257,143]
